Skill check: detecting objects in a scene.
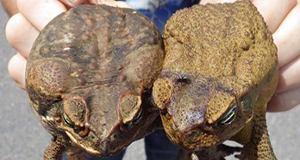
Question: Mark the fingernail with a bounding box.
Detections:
[68,0,78,4]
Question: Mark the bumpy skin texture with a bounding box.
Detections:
[152,1,278,160]
[26,4,164,159]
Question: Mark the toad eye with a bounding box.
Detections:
[126,109,143,127]
[217,104,237,127]
[63,113,75,128]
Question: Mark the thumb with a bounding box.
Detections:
[59,0,88,7]
[200,0,239,5]
[89,0,132,8]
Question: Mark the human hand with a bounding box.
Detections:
[1,0,18,16]
[201,0,300,112]
[5,0,131,88]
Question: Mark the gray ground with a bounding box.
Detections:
[0,3,299,160]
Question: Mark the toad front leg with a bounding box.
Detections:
[44,135,89,160]
[44,135,70,160]
[234,111,277,160]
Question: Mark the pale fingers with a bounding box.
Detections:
[89,0,132,8]
[59,0,87,7]
[8,53,27,89]
[277,56,300,93]
[273,4,300,67]
[200,0,238,5]
[5,13,39,59]
[2,0,18,16]
[252,0,297,33]
[268,87,300,112]
[110,1,132,8]
[17,0,67,31]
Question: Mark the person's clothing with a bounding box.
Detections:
[144,130,179,160]
[126,0,199,33]
[65,1,200,159]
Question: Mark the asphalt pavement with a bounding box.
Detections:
[0,2,299,160]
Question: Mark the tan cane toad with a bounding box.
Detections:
[153,1,278,159]
[25,4,164,159]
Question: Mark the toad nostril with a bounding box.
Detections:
[160,109,168,115]
[79,126,90,137]
[176,75,191,84]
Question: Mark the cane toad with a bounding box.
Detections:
[26,4,164,159]
[153,1,278,159]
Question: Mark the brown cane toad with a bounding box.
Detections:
[153,1,278,159]
[26,4,164,159]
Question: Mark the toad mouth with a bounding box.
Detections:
[65,131,101,155]
[41,115,101,155]
[41,115,58,122]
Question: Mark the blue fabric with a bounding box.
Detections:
[126,0,199,33]
[144,130,179,160]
